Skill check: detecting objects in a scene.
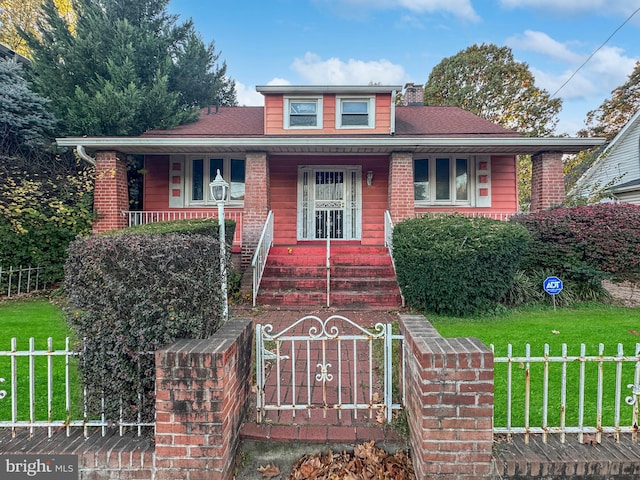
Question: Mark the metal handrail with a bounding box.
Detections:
[384,211,405,307]
[251,211,274,307]
[326,216,331,308]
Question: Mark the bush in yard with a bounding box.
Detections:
[116,217,236,245]
[393,215,530,316]
[64,232,227,427]
[512,203,640,280]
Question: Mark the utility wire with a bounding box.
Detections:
[551,6,640,99]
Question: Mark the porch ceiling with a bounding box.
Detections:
[57,136,605,156]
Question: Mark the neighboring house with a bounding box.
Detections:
[56,83,603,307]
[572,109,640,204]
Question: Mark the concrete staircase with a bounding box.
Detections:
[255,245,403,308]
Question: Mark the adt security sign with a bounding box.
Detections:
[543,276,563,295]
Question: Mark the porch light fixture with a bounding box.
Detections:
[366,170,374,186]
[209,169,229,322]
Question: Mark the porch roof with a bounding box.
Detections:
[57,135,605,156]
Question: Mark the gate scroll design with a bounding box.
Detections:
[255,315,404,424]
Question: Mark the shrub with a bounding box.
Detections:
[64,233,226,426]
[512,203,640,278]
[393,215,530,316]
[114,217,236,245]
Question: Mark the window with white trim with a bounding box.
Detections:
[285,96,323,129]
[186,157,245,205]
[336,96,375,128]
[414,157,471,205]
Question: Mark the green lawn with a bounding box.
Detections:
[428,303,640,429]
[0,299,81,422]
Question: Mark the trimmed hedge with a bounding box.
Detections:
[512,203,640,278]
[64,232,227,426]
[109,217,236,245]
[393,215,530,316]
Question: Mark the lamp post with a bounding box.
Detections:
[209,169,229,322]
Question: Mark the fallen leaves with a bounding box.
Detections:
[286,441,415,480]
[258,463,281,478]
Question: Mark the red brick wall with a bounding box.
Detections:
[399,315,494,480]
[388,152,415,223]
[154,318,253,480]
[241,152,270,266]
[93,151,129,234]
[530,152,565,212]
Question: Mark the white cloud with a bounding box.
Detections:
[319,0,480,22]
[507,30,582,63]
[234,81,263,106]
[291,52,408,85]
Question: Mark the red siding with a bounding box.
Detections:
[263,93,392,136]
[269,155,389,246]
[144,155,170,210]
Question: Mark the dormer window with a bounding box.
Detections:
[285,96,323,129]
[337,96,375,129]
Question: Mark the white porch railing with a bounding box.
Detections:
[383,211,405,307]
[0,338,154,438]
[251,211,274,307]
[0,266,44,297]
[493,343,640,444]
[123,210,243,247]
[417,211,516,221]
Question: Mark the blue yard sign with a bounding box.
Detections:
[543,276,563,295]
[543,276,563,311]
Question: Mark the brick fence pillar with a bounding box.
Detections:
[388,152,415,224]
[241,151,270,267]
[154,318,253,480]
[93,150,129,234]
[530,151,565,212]
[399,315,494,479]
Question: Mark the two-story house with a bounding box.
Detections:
[57,83,603,307]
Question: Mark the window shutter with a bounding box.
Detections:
[169,157,184,208]
[475,156,491,207]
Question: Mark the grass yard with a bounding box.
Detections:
[428,303,640,430]
[0,299,81,422]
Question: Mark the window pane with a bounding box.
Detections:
[342,114,368,126]
[456,158,468,201]
[414,159,429,201]
[290,102,316,114]
[230,159,245,201]
[435,158,450,200]
[192,159,203,201]
[209,159,224,183]
[290,101,317,127]
[342,101,368,113]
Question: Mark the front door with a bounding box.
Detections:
[297,166,362,240]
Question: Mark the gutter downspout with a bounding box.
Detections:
[390,90,396,136]
[76,145,96,166]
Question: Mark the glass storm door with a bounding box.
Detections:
[298,167,361,240]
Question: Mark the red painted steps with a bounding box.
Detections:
[256,245,403,308]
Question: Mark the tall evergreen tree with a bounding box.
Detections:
[21,0,236,136]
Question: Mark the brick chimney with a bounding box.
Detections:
[403,83,424,106]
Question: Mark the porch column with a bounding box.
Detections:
[241,151,270,267]
[388,152,415,223]
[530,151,565,212]
[93,150,129,234]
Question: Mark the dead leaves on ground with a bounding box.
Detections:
[284,440,415,480]
[257,463,281,478]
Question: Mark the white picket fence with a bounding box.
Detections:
[0,266,44,297]
[0,337,153,438]
[492,342,640,444]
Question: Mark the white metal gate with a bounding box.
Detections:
[255,315,404,423]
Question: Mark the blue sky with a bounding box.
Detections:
[167,0,640,136]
